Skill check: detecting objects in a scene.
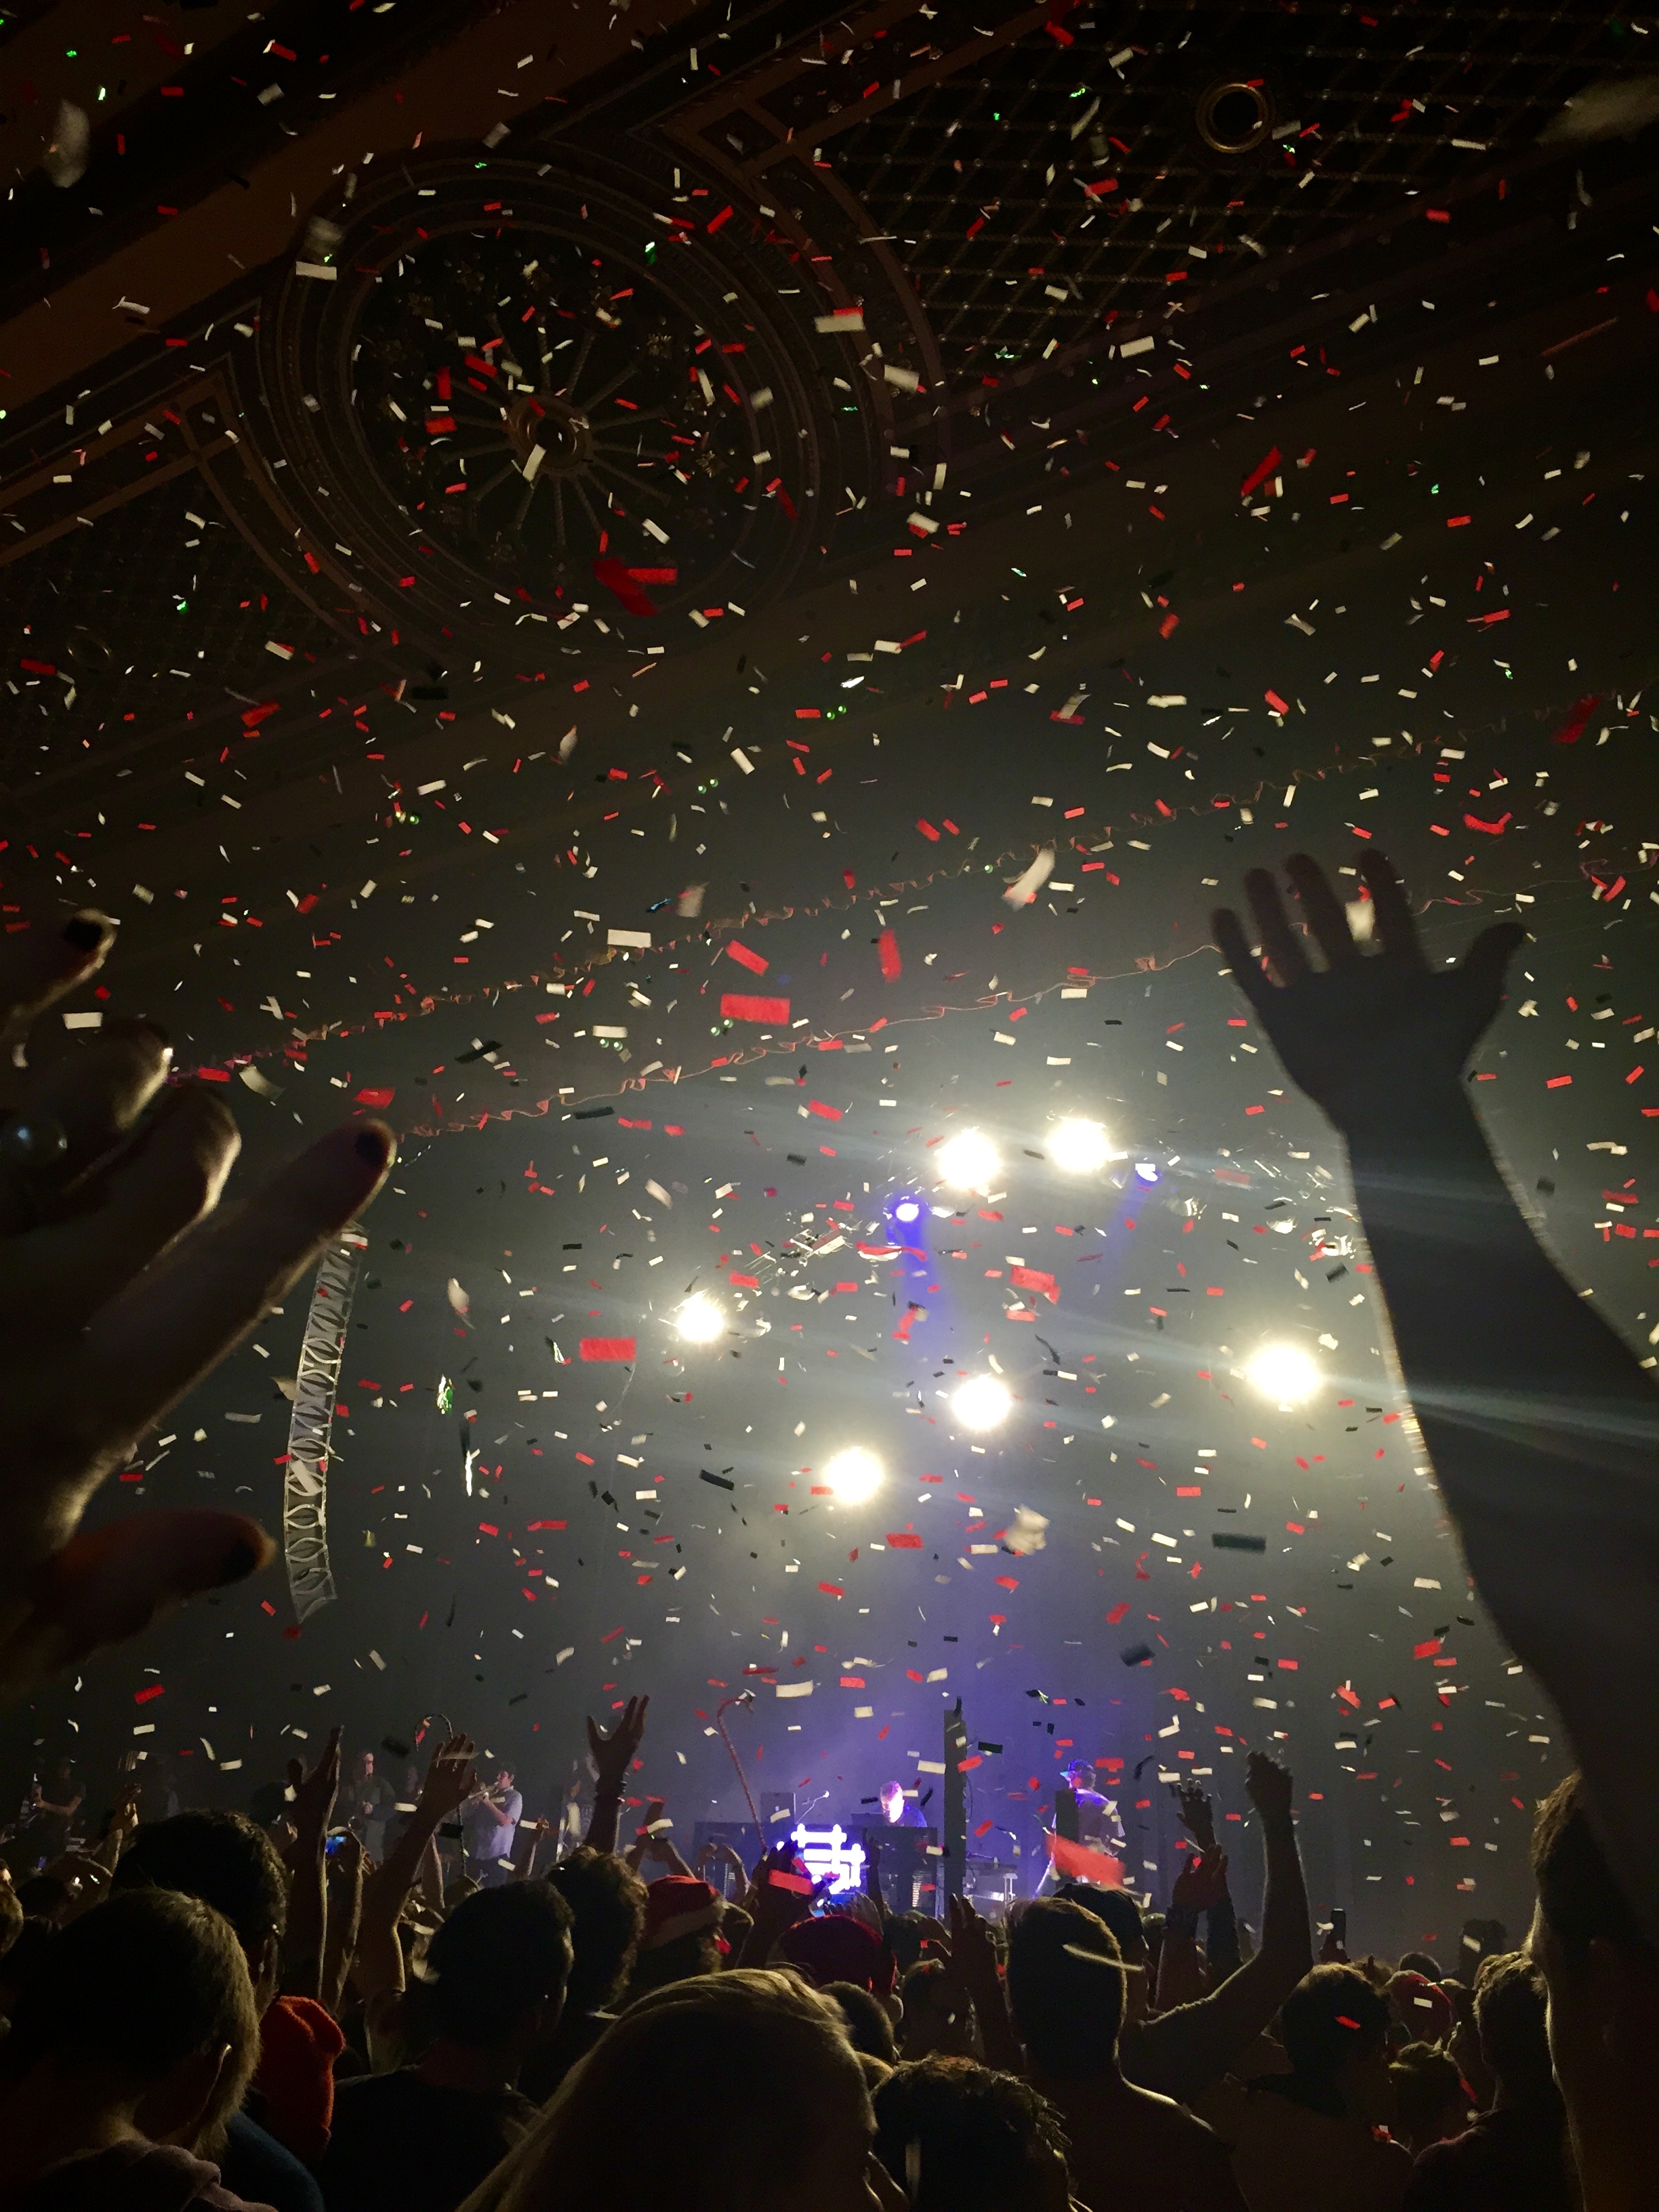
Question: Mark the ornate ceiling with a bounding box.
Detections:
[0,0,1650,823]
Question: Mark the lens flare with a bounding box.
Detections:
[674,1293,725,1345]
[1245,1343,1319,1406]
[1050,1118,1110,1174]
[936,1128,1001,1190]
[823,1447,883,1504]
[953,1374,1013,1433]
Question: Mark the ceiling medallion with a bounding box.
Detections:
[257,155,846,655]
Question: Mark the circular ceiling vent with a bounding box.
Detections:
[256,154,846,654]
[1194,78,1276,159]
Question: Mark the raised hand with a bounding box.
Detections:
[586,1694,649,1796]
[1171,1849,1231,1914]
[329,1828,365,1880]
[736,1843,814,1961]
[750,1844,813,1928]
[111,1773,141,1833]
[1174,1780,1217,1856]
[287,1725,343,1843]
[1212,850,1524,1134]
[947,1893,1000,1991]
[1244,1750,1294,1826]
[417,1733,478,1821]
[0,912,394,1699]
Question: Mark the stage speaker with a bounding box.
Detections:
[962,1858,1021,1914]
[862,1824,941,1918]
[942,1700,968,1885]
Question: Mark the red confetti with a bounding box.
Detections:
[721,993,790,1024]
[1553,694,1601,745]
[1239,447,1282,500]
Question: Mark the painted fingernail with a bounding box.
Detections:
[355,1127,394,1167]
[218,1536,263,1584]
[62,914,108,951]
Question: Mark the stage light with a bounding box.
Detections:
[674,1293,725,1344]
[937,1128,1000,1190]
[891,1195,924,1226]
[823,1446,882,1503]
[1133,1160,1160,1185]
[1050,1118,1110,1175]
[952,1374,1012,1433]
[1245,1343,1319,1406]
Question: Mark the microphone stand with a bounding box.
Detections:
[714,1692,762,1831]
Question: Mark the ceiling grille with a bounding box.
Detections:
[0,471,342,796]
[699,1,1639,374]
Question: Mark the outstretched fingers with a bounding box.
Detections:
[6,1024,174,1207]
[1243,867,1312,987]
[1357,850,1426,965]
[80,1120,394,1452]
[1461,920,1529,1002]
[23,1086,241,1331]
[0,914,117,1055]
[1212,906,1278,1017]
[1285,853,1359,966]
[9,1508,272,1689]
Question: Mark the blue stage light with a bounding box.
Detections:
[891,1195,924,1225]
[1133,1160,1160,1185]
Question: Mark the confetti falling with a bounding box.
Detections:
[0,0,1654,1954]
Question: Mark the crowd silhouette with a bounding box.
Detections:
[0,853,1650,2211]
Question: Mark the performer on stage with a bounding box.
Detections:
[1059,1760,1124,1853]
[1038,1759,1126,1891]
[8,1759,83,1873]
[867,1780,928,1916]
[878,1779,926,1828]
[346,1748,395,1863]
[462,1764,523,1888]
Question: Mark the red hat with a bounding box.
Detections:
[1390,1971,1454,2043]
[777,1912,896,1999]
[640,1875,723,1952]
[253,1994,345,2166]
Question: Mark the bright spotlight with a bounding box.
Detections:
[823,1447,883,1504]
[1133,1160,1160,1185]
[937,1128,1001,1190]
[953,1374,1012,1433]
[1245,1343,1319,1406]
[1050,1118,1110,1175]
[891,1195,924,1226]
[674,1293,725,1345]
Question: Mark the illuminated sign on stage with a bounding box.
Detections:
[789,1822,867,1895]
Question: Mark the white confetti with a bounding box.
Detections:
[1003,847,1056,908]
